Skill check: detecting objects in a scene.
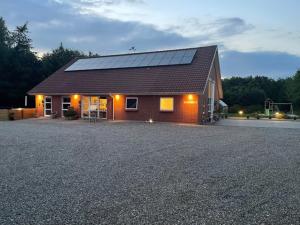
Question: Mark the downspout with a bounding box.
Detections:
[210,80,215,122]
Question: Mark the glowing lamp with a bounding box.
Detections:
[238,110,244,115]
[188,94,193,100]
[74,94,79,100]
[37,95,43,100]
[275,112,282,118]
[115,95,120,100]
[149,118,153,123]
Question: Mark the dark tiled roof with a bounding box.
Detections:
[28,45,217,95]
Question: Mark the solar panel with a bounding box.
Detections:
[169,50,185,64]
[65,48,197,71]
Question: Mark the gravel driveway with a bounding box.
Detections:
[0,119,299,225]
[217,118,300,129]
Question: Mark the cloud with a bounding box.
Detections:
[221,51,300,78]
[0,0,189,54]
[213,17,254,37]
[174,17,253,39]
[32,19,72,29]
[67,36,97,43]
[62,0,253,41]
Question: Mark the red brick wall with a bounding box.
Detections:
[112,95,199,123]
[71,95,81,116]
[35,95,44,117]
[35,94,201,124]
[51,96,61,117]
[107,96,114,120]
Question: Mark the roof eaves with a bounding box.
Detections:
[27,91,202,96]
[73,45,215,60]
[202,46,218,94]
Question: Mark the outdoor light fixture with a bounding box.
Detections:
[188,94,193,100]
[115,95,120,100]
[238,110,244,115]
[38,95,43,100]
[149,118,153,123]
[275,112,282,118]
[74,94,79,100]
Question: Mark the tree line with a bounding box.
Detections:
[222,72,300,113]
[0,17,299,113]
[0,17,86,108]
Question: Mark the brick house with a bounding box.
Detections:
[28,45,223,124]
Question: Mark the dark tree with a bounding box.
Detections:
[0,17,10,47]
[11,23,32,52]
[41,43,84,78]
[286,70,300,108]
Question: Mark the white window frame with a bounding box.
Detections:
[81,96,108,119]
[62,96,71,117]
[125,97,138,110]
[160,97,174,112]
[44,96,52,117]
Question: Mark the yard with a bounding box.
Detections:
[0,119,299,225]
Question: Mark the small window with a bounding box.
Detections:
[160,97,174,112]
[126,97,138,110]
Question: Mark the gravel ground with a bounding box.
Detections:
[217,118,300,129]
[0,119,299,225]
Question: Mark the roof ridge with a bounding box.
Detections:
[77,45,217,59]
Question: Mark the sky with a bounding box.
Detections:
[0,0,300,78]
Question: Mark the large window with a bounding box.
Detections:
[81,96,107,119]
[126,97,138,110]
[62,96,71,116]
[99,98,107,118]
[160,97,174,112]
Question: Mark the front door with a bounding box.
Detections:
[99,97,107,119]
[81,96,108,119]
[44,96,52,116]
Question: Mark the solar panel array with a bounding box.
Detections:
[65,49,197,71]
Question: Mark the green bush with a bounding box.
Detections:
[64,107,77,119]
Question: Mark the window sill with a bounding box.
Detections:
[125,108,138,111]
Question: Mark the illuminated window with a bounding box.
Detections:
[126,97,138,110]
[160,97,174,112]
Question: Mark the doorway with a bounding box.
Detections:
[81,96,107,119]
[44,96,52,117]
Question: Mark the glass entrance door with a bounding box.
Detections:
[81,96,107,119]
[99,97,107,119]
[44,96,52,116]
